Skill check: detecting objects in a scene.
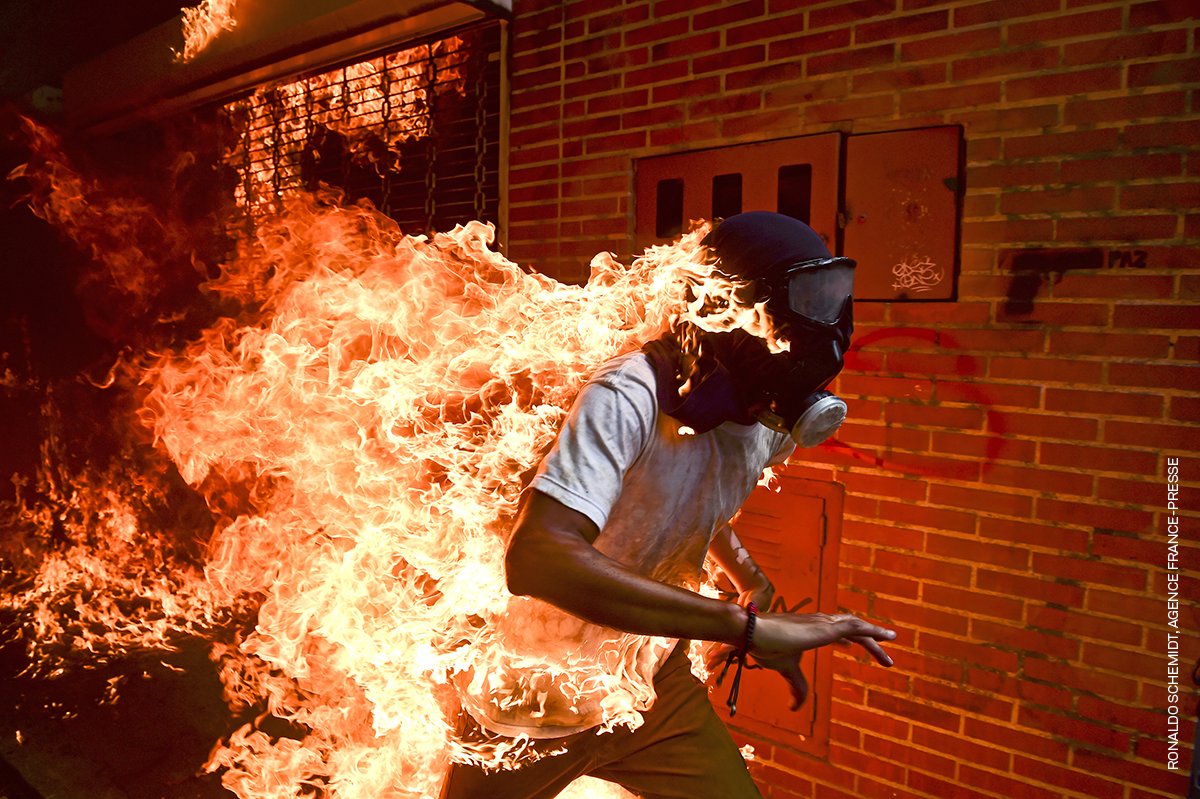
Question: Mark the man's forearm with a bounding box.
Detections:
[505,492,749,646]
[708,522,774,609]
[506,491,897,669]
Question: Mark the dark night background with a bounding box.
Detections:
[0,1,188,483]
[0,2,240,492]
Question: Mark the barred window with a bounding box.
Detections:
[221,21,501,235]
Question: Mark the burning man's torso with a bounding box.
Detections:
[459,352,792,739]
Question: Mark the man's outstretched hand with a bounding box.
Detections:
[753,611,896,665]
[749,612,897,710]
[753,611,897,662]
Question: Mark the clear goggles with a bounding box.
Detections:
[780,257,857,325]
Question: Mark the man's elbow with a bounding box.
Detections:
[505,529,580,600]
[504,493,598,599]
[504,537,543,598]
[504,550,529,597]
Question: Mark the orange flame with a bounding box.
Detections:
[8,120,780,798]
[0,393,232,677]
[224,38,466,218]
[141,197,721,793]
[175,0,239,63]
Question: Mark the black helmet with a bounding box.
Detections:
[707,211,855,341]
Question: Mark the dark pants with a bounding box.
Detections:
[439,646,763,799]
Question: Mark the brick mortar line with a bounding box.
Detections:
[864,528,1165,566]
[753,724,1017,772]
[844,535,1099,559]
[509,145,1198,172]
[852,357,1197,370]
[839,511,1075,536]
[925,743,1134,799]
[842,530,1197,559]
[881,632,1163,679]
[836,668,1162,718]
[985,185,1200,193]
[534,16,1198,53]
[512,118,1199,151]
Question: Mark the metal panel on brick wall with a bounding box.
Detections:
[634,133,842,253]
[844,125,963,301]
[706,477,842,757]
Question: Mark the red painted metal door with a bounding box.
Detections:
[707,476,843,757]
[634,133,842,253]
[843,125,963,301]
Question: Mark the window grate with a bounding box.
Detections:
[221,21,501,234]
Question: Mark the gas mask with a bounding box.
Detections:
[749,256,855,447]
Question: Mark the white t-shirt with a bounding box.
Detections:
[461,352,794,738]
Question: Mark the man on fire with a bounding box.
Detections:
[442,212,897,799]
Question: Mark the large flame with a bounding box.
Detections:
[6,120,785,797]
[144,199,716,794]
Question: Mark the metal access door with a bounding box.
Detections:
[707,476,843,757]
[634,133,841,253]
[844,125,962,300]
[633,126,963,301]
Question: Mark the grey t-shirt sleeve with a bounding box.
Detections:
[769,435,796,466]
[530,357,657,531]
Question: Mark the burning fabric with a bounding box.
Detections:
[3,120,784,798]
[147,201,706,793]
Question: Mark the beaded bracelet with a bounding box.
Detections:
[716,601,757,717]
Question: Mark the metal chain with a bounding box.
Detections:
[472,49,488,223]
[340,65,351,190]
[268,88,282,210]
[424,44,438,235]
[380,56,392,216]
[239,102,254,228]
[303,74,314,191]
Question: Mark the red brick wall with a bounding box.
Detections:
[505,1,1199,797]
